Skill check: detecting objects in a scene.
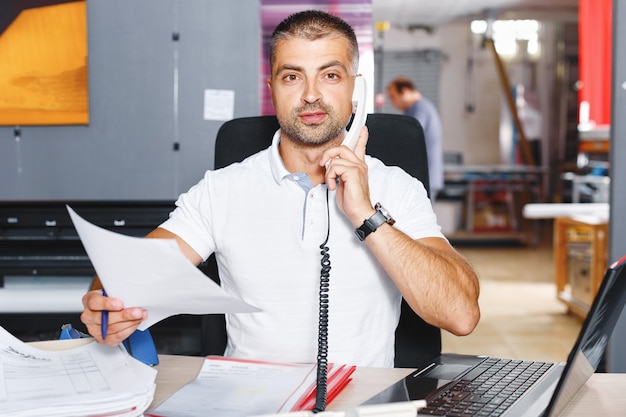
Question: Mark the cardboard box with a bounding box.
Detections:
[471,202,513,232]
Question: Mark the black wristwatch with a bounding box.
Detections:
[355,203,395,241]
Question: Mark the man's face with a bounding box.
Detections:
[267,36,355,146]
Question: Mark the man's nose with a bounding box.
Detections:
[302,79,322,103]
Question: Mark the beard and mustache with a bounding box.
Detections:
[278,102,349,147]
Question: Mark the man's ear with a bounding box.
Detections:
[266,78,276,107]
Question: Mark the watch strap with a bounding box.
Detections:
[355,210,388,241]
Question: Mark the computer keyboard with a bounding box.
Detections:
[419,358,554,416]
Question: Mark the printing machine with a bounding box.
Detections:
[0,200,223,354]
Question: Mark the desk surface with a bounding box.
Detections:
[523,202,609,221]
[152,354,626,416]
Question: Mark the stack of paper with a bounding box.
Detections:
[0,326,157,417]
[147,356,356,417]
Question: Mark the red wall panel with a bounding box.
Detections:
[579,0,613,126]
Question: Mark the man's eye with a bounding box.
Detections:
[284,74,298,82]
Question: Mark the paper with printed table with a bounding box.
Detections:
[0,326,156,417]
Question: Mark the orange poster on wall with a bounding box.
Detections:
[0,0,88,126]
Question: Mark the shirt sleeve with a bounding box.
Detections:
[159,172,217,261]
[382,164,445,241]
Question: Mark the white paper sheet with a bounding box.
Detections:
[67,205,260,330]
[203,89,235,121]
[0,326,156,417]
[148,357,317,417]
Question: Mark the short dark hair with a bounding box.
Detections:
[389,77,417,94]
[270,10,359,74]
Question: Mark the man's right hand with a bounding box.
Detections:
[80,290,148,345]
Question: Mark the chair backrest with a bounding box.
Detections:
[204,113,441,368]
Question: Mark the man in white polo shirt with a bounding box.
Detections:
[81,10,480,369]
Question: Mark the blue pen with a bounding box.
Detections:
[101,289,108,340]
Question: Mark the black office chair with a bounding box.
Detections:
[200,113,441,368]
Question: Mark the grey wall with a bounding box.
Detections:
[0,0,261,201]
[607,0,626,373]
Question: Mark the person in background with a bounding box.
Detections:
[387,77,444,199]
[81,10,479,368]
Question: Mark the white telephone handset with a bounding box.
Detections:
[325,75,367,169]
[342,75,367,151]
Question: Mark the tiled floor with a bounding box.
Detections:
[442,224,584,363]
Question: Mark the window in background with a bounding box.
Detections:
[471,19,541,60]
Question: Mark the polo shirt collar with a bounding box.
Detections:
[269,129,291,184]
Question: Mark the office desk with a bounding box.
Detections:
[151,354,626,416]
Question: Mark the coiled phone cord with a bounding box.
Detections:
[312,189,331,413]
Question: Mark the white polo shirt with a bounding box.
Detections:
[160,130,444,367]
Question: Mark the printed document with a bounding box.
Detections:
[148,356,355,417]
[67,205,260,330]
[0,326,156,417]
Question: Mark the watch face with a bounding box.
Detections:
[375,203,395,225]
